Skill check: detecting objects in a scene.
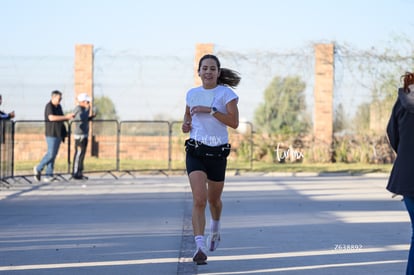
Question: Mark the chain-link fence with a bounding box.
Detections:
[1,42,413,167]
[2,43,411,127]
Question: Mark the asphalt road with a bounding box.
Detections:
[0,173,409,274]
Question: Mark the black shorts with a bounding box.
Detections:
[186,152,227,182]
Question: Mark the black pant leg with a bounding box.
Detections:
[73,137,88,177]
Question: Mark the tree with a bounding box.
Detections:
[254,75,310,135]
[93,95,118,120]
[352,102,370,133]
[355,74,399,134]
[333,103,349,133]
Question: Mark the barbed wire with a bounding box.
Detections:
[1,40,413,126]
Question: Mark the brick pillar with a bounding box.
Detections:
[74,44,94,106]
[313,44,334,160]
[194,43,214,86]
[74,44,95,157]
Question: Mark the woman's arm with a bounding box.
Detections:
[212,99,239,129]
[189,99,239,129]
[182,105,192,133]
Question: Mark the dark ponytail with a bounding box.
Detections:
[218,68,241,88]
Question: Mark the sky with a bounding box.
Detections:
[2,0,413,56]
[1,0,413,121]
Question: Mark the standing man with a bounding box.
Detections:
[34,90,74,182]
[0,94,15,120]
[0,94,15,144]
[72,93,94,180]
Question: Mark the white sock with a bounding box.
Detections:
[210,219,220,233]
[195,235,205,248]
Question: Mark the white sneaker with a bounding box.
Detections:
[207,232,221,251]
[192,246,207,265]
[43,176,57,182]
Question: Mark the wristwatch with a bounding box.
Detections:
[210,107,218,116]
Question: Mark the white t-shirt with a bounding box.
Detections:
[186,85,239,146]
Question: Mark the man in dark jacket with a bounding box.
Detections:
[387,72,414,275]
[0,94,15,120]
[34,90,74,182]
[0,94,15,144]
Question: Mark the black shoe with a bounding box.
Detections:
[72,175,88,180]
